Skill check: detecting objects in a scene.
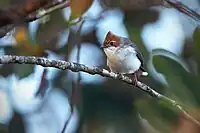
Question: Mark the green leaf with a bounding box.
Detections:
[0,124,8,133]
[151,49,199,107]
[136,98,179,133]
[0,0,10,8]
[14,64,34,79]
[152,49,189,76]
[192,26,200,75]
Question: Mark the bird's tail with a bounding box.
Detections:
[140,66,148,76]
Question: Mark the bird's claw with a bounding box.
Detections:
[117,73,123,80]
[132,78,137,86]
[132,73,138,86]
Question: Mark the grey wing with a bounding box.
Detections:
[121,37,146,71]
[127,42,145,67]
[135,49,144,67]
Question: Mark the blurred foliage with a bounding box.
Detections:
[70,0,93,20]
[82,84,142,133]
[134,27,200,133]
[100,0,163,11]
[0,124,8,133]
[193,26,200,75]
[0,0,10,8]
[136,98,179,133]
[15,27,46,56]
[0,26,47,79]
[0,0,200,133]
[124,9,159,61]
[36,10,67,50]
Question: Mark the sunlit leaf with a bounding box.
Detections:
[15,27,27,43]
[70,0,93,20]
[14,27,45,56]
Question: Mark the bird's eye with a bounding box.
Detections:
[109,41,114,46]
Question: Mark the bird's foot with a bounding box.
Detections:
[132,73,138,86]
[116,73,124,80]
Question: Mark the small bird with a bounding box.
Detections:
[101,31,148,84]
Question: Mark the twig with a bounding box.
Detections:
[164,0,200,22]
[26,1,70,22]
[0,55,199,127]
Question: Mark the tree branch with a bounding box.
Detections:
[0,55,199,127]
[0,0,70,38]
[25,0,70,22]
[164,0,200,21]
[1,0,200,38]
[0,0,50,27]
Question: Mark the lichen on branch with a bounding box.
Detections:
[0,55,199,127]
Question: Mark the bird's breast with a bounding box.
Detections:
[104,48,141,74]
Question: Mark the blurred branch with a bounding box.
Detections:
[25,0,70,22]
[164,0,200,22]
[61,18,85,133]
[0,55,200,127]
[0,0,70,38]
[0,0,200,38]
[35,69,48,97]
[61,106,74,133]
[0,25,15,38]
[0,0,50,27]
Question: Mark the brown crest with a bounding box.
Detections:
[103,31,120,47]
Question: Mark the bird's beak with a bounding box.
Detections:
[100,45,109,49]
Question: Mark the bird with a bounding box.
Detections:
[101,31,148,84]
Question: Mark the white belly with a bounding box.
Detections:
[107,55,141,74]
[104,47,141,74]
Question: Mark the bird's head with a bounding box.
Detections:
[101,31,122,49]
[101,31,131,50]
